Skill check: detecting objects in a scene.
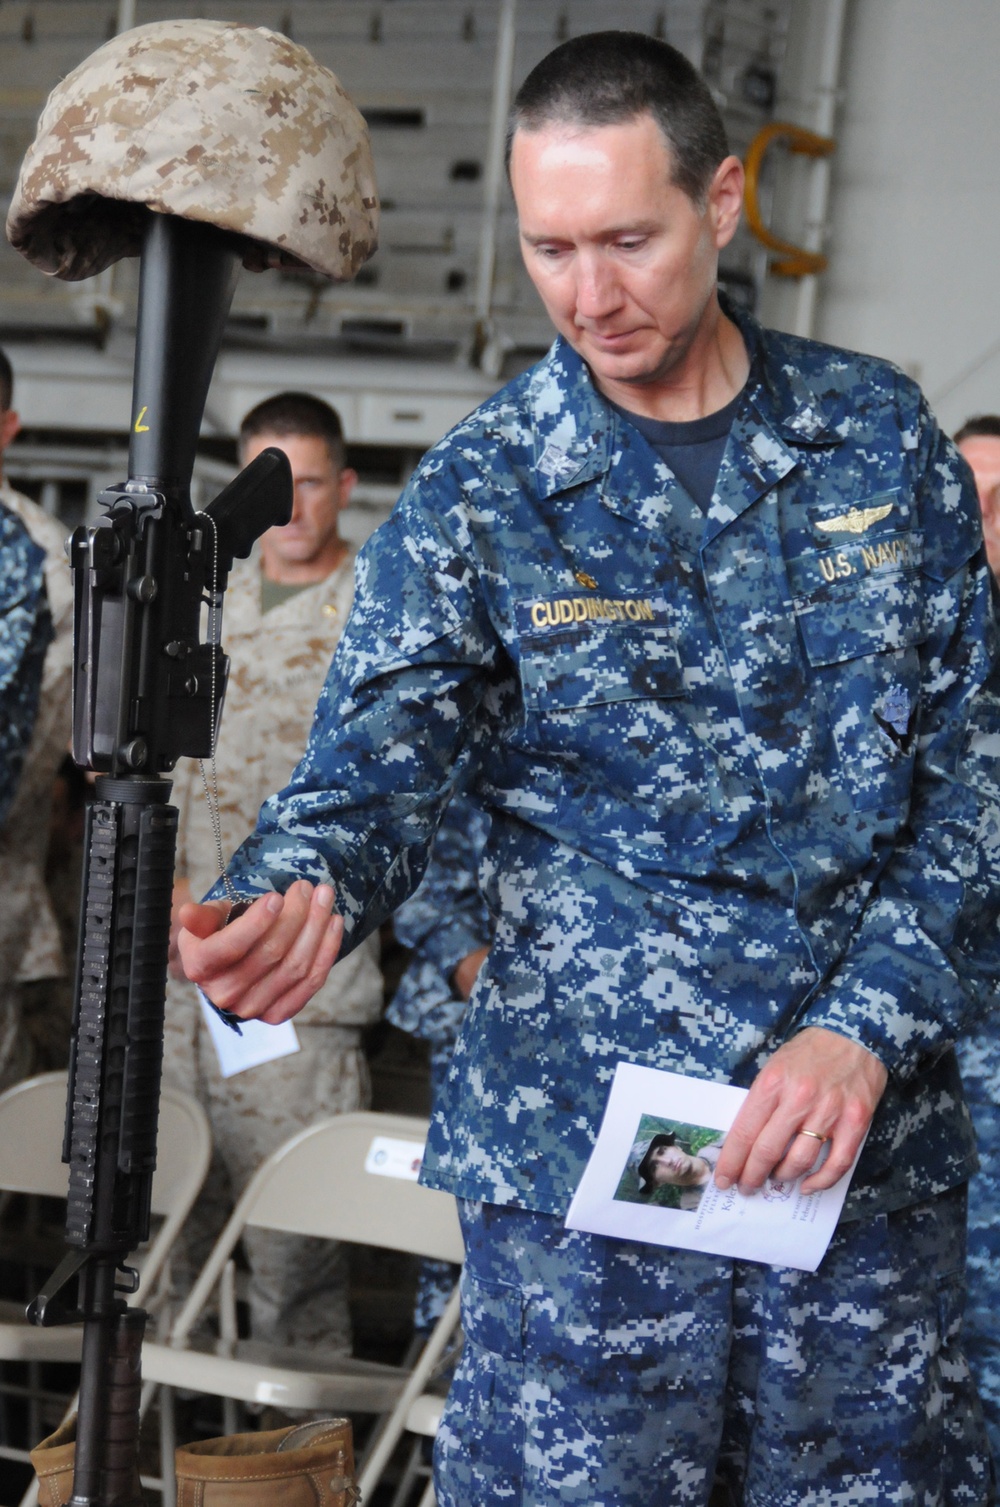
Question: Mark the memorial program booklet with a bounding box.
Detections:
[565,1061,865,1272]
[198,987,301,1079]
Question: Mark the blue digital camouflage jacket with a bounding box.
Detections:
[224,305,1000,1222]
[0,502,50,829]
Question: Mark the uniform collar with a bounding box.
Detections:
[702,300,847,542]
[729,298,845,450]
[524,345,700,549]
[525,339,614,499]
[224,544,356,633]
[523,306,847,544]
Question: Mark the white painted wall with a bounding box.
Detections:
[810,0,1000,435]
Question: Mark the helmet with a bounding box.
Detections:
[6,19,379,283]
[627,1133,677,1196]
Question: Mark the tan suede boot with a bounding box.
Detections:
[175,1419,358,1507]
[30,1417,77,1507]
[30,1415,145,1507]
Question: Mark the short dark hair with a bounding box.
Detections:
[0,347,13,413]
[507,31,729,204]
[239,391,345,469]
[638,1132,680,1192]
[955,415,1000,446]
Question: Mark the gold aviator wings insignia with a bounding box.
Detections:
[815,502,894,536]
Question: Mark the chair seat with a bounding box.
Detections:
[406,1393,446,1437]
[141,1337,409,1414]
[0,1302,84,1362]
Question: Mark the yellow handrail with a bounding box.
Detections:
[743,122,836,278]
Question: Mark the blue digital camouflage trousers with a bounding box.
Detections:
[435,1189,994,1507]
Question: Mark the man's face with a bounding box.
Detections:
[646,1142,707,1189]
[509,114,743,401]
[958,434,1000,574]
[245,430,355,577]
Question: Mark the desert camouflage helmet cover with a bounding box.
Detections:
[6,19,379,282]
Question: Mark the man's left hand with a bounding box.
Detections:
[713,1026,888,1196]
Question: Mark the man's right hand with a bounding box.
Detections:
[177,879,343,1026]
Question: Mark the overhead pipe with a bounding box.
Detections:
[744,122,836,277]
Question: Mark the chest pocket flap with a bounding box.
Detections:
[788,530,926,666]
[516,592,685,708]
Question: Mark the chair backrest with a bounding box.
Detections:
[237,1111,463,1262]
[170,1109,462,1349]
[149,1084,213,1222]
[0,1072,73,1197]
[0,1071,211,1296]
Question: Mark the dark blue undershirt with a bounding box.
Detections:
[612,388,744,512]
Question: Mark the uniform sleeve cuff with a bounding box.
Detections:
[797,977,953,1080]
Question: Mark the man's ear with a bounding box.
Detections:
[708,155,745,251]
[0,408,22,452]
[337,466,358,512]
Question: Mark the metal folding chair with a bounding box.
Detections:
[139,1110,464,1507]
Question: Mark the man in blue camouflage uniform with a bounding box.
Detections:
[180,32,1000,1507]
[951,415,1000,1466]
[0,496,52,1093]
[0,500,50,828]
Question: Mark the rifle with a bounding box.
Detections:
[26,208,292,1507]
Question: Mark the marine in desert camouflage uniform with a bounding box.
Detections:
[163,393,382,1354]
[179,31,1000,1507]
[0,347,73,1092]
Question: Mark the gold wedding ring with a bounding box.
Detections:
[798,1128,827,1143]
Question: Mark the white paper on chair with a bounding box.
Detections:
[198,988,301,1078]
[565,1062,865,1272]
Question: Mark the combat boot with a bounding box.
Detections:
[174,1418,358,1507]
[30,1416,144,1506]
[30,1417,77,1507]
